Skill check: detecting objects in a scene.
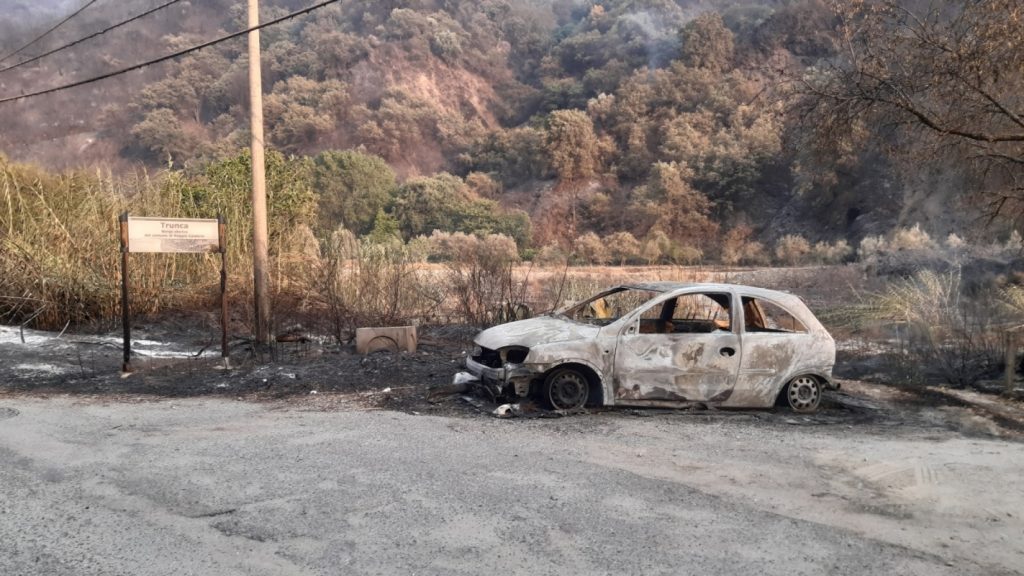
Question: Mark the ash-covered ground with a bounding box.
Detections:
[2,321,1023,437]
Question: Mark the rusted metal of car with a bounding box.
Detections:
[465,282,837,413]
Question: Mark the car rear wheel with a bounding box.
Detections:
[543,367,589,411]
[785,376,822,413]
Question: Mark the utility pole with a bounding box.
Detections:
[248,0,271,345]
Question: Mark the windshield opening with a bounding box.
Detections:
[561,287,662,326]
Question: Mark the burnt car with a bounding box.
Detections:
[465,283,836,413]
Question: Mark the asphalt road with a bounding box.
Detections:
[1,397,1022,576]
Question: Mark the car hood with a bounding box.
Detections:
[474,316,601,350]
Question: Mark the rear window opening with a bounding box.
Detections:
[742,297,807,333]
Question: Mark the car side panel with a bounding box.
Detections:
[724,332,806,408]
[612,331,741,402]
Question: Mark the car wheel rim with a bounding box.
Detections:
[787,376,820,412]
[550,372,587,410]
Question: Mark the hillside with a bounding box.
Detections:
[0,0,1018,254]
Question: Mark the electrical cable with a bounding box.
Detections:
[0,0,341,105]
[0,0,102,65]
[0,0,187,75]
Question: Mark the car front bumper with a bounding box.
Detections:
[464,356,539,400]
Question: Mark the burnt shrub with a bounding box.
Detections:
[860,269,1004,387]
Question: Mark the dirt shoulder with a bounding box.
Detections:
[3,322,1024,442]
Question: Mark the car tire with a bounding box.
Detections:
[543,367,589,411]
[784,375,822,413]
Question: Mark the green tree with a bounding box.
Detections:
[629,162,718,249]
[392,173,531,247]
[264,77,347,153]
[546,109,600,239]
[679,12,735,71]
[314,149,397,236]
[191,149,317,257]
[464,127,550,187]
[365,209,403,246]
[130,108,203,164]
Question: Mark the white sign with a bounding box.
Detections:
[127,217,220,253]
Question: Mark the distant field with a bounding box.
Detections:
[411,262,871,316]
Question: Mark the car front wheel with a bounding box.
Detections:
[543,367,589,411]
[785,375,822,413]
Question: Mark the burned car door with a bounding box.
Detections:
[612,291,740,403]
[730,296,807,407]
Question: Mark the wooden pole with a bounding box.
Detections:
[248,0,271,345]
[219,214,229,364]
[1007,331,1016,394]
[119,212,131,373]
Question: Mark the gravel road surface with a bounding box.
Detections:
[1,396,1022,576]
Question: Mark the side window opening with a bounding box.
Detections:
[637,293,731,334]
[742,297,807,333]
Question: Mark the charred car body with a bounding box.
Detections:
[465,283,837,413]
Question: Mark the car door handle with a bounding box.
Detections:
[720,347,736,357]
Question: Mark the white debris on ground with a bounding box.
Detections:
[13,363,73,376]
[0,325,217,360]
[493,403,522,418]
[834,338,895,354]
[0,326,63,347]
[452,371,479,386]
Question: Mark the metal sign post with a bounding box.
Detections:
[119,212,131,373]
[119,213,228,373]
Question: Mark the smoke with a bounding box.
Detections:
[619,10,682,71]
[0,1,94,51]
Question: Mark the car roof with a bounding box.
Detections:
[618,282,799,302]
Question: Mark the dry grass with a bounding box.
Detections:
[851,269,1010,387]
[0,158,311,333]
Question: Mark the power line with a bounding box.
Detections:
[0,0,102,65]
[0,0,341,106]
[0,0,187,76]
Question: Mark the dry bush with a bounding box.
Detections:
[889,223,936,252]
[945,233,966,250]
[857,225,950,276]
[858,234,888,261]
[0,164,172,329]
[269,225,323,331]
[534,243,568,266]
[720,226,747,266]
[858,224,939,261]
[811,239,853,264]
[668,244,704,265]
[774,234,811,266]
[573,232,609,265]
[604,231,640,265]
[739,241,770,265]
[317,236,442,342]
[861,269,1004,387]
[1006,230,1023,254]
[442,233,524,326]
[721,224,771,266]
[535,272,602,313]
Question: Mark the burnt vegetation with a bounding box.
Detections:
[1,0,1024,389]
